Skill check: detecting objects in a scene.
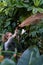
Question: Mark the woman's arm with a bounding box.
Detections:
[6,28,18,45]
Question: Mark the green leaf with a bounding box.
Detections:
[1,58,16,65]
[17,46,40,65]
[0,8,4,12]
[27,6,33,11]
[32,7,38,14]
[0,1,7,7]
[4,22,10,28]
[33,0,41,7]
[3,0,7,6]
[40,0,43,5]
[29,31,37,37]
[31,55,43,65]
[38,8,43,13]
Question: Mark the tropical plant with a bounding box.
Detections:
[0,0,43,65]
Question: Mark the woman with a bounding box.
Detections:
[2,29,18,58]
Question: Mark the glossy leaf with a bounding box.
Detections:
[1,58,16,65]
[17,46,40,65]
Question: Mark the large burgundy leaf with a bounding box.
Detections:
[19,13,43,27]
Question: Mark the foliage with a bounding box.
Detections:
[0,0,43,51]
[0,0,43,34]
[17,46,40,65]
[0,47,43,65]
[1,58,16,65]
[31,55,43,65]
[0,0,43,65]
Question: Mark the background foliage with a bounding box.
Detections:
[0,0,43,65]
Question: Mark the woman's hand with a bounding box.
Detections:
[13,54,17,57]
[12,28,18,38]
[15,28,18,35]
